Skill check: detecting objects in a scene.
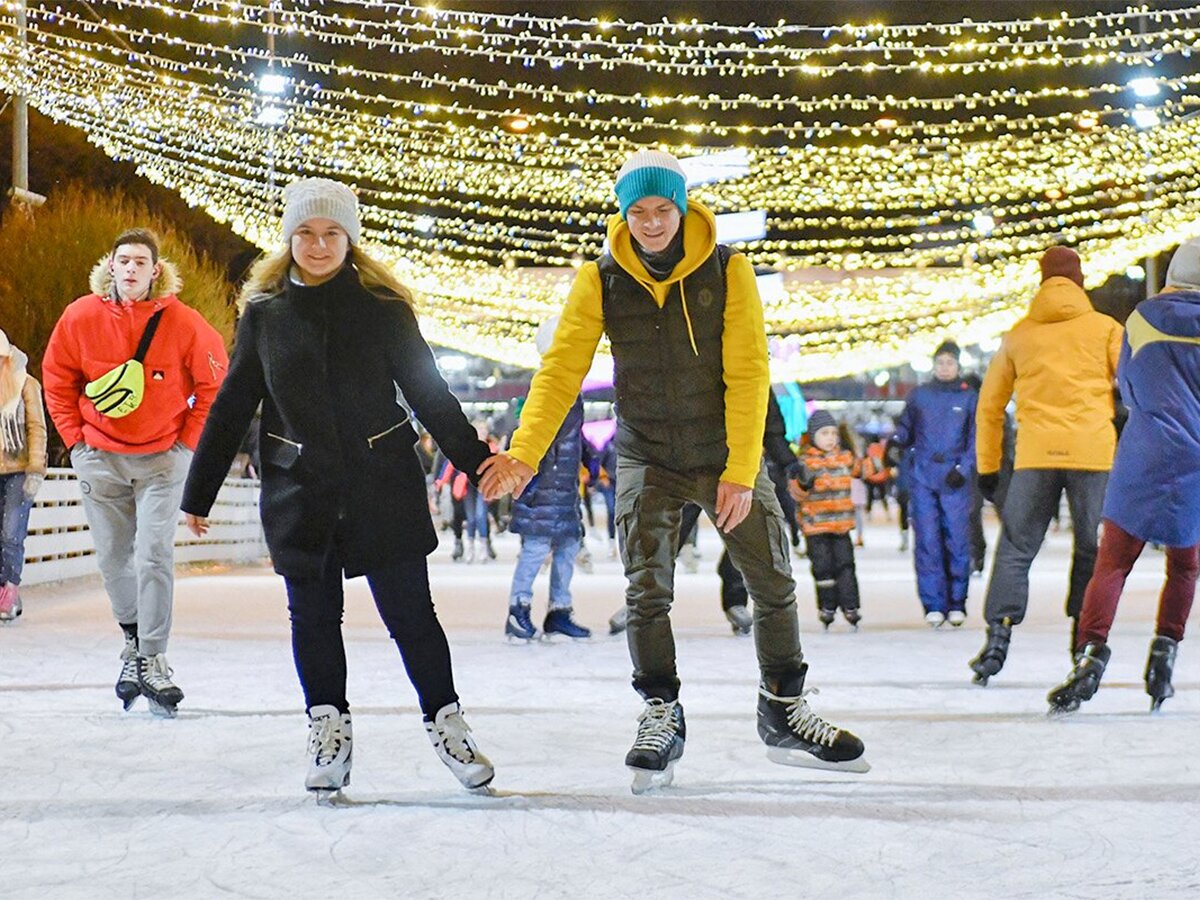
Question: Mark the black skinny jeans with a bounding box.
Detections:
[285,548,457,718]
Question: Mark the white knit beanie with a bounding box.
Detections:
[1166,238,1200,291]
[282,178,361,245]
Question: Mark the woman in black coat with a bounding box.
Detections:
[181,178,494,797]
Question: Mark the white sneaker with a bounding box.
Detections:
[925,611,946,628]
[947,610,967,627]
[425,702,494,790]
[306,705,353,792]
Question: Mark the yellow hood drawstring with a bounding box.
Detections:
[678,281,700,357]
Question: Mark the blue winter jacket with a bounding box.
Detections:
[1103,290,1200,547]
[510,396,585,539]
[892,379,978,489]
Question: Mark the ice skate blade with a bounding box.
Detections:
[146,698,178,718]
[1150,697,1167,713]
[541,631,591,643]
[765,747,871,773]
[629,762,675,794]
[505,633,538,644]
[310,788,345,807]
[1046,703,1079,718]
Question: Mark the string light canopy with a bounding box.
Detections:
[1,0,1198,380]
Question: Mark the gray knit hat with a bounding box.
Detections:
[1166,238,1200,291]
[282,178,361,245]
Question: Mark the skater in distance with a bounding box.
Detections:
[479,149,869,793]
[181,178,495,800]
[1047,238,1200,715]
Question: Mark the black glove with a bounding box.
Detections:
[978,472,1000,503]
[945,467,967,489]
[884,439,903,467]
[794,461,816,492]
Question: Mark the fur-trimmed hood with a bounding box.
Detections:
[89,255,182,300]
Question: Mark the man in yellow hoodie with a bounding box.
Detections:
[480,150,867,790]
[969,247,1122,685]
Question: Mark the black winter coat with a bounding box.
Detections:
[181,265,490,579]
[509,396,584,539]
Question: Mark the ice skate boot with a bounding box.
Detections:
[969,617,1013,685]
[505,604,538,641]
[725,604,753,636]
[543,608,591,640]
[842,607,862,631]
[758,666,869,773]
[1047,642,1110,715]
[817,607,836,630]
[626,698,685,794]
[306,705,353,801]
[466,539,477,564]
[451,537,464,562]
[116,631,141,710]
[485,537,497,560]
[1145,636,1178,712]
[425,702,494,791]
[137,653,184,718]
[576,545,594,574]
[0,583,21,622]
[608,605,629,635]
[947,609,967,628]
[925,611,946,628]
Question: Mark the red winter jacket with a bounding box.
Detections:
[42,259,228,454]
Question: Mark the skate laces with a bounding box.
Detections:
[436,709,476,764]
[631,700,679,753]
[140,654,175,690]
[764,687,840,748]
[309,715,348,766]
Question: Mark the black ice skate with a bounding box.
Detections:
[758,666,869,773]
[137,653,184,718]
[306,705,353,802]
[543,608,591,640]
[626,698,685,794]
[1047,642,1110,715]
[725,604,753,636]
[817,607,836,630]
[969,617,1013,685]
[842,607,862,631]
[1145,636,1178,712]
[116,632,141,711]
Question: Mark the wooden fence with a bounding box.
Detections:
[23,468,268,585]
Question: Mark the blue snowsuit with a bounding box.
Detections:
[893,379,978,614]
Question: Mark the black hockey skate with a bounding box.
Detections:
[116,632,141,711]
[725,604,753,636]
[626,698,685,794]
[842,607,862,631]
[758,666,869,773]
[1046,642,1110,715]
[1145,636,1178,712]
[138,653,184,718]
[969,617,1013,685]
[817,607,836,630]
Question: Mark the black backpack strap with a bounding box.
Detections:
[133,309,166,363]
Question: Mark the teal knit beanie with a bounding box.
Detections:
[614,150,688,219]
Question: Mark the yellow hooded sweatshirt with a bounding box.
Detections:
[508,200,769,488]
[976,276,1123,473]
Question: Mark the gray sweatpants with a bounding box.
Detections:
[71,443,192,655]
[615,459,803,700]
[982,467,1108,626]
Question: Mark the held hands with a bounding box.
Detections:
[185,513,210,538]
[715,480,753,533]
[477,453,536,502]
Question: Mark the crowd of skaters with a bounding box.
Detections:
[1,147,1198,797]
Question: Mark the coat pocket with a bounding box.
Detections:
[263,432,303,470]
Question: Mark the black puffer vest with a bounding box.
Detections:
[599,245,733,474]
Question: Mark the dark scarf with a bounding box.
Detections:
[633,229,685,282]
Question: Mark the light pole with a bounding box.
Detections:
[8,0,45,208]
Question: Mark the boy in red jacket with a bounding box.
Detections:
[42,229,227,716]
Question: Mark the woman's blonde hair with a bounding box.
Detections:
[237,244,413,310]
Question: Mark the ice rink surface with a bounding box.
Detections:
[2,513,1197,899]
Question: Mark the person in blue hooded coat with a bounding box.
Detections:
[889,341,978,626]
[505,318,592,642]
[1047,239,1200,714]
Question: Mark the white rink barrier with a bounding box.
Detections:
[22,468,268,586]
